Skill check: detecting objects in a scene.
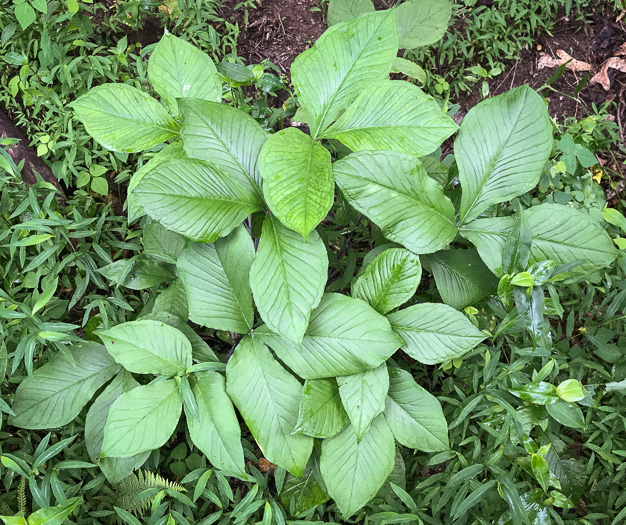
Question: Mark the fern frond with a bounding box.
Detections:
[113,470,186,516]
[17,478,26,516]
[0,500,14,515]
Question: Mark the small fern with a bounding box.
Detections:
[107,470,186,516]
[0,500,14,516]
[17,478,26,516]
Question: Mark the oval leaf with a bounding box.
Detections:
[294,378,348,439]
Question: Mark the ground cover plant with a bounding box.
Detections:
[2,0,626,524]
[2,2,625,523]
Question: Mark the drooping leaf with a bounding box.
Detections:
[292,10,398,137]
[395,0,452,49]
[459,216,514,276]
[126,142,186,223]
[456,85,553,224]
[425,249,499,309]
[102,379,182,458]
[10,342,119,429]
[226,337,313,476]
[524,203,617,278]
[187,371,246,475]
[327,0,375,26]
[178,98,267,196]
[148,32,221,114]
[387,302,485,365]
[152,279,189,321]
[352,248,421,314]
[72,84,178,152]
[257,293,403,379]
[294,379,348,438]
[259,128,334,238]
[142,222,186,261]
[320,416,395,517]
[321,81,457,157]
[177,225,255,334]
[84,371,149,483]
[249,217,327,344]
[334,151,457,254]
[546,401,586,429]
[281,459,330,514]
[134,158,263,242]
[337,364,389,441]
[97,320,192,375]
[26,497,82,525]
[384,367,449,451]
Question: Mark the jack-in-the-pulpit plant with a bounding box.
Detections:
[9,1,617,517]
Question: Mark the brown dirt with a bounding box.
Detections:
[218,0,326,73]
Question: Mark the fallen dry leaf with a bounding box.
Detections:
[537,49,593,72]
[590,57,626,90]
[258,458,276,473]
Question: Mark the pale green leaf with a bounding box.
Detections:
[327,0,375,26]
[352,247,421,314]
[226,337,313,476]
[72,84,178,152]
[102,379,182,458]
[177,225,255,334]
[384,367,449,451]
[387,302,485,364]
[294,379,348,438]
[320,416,395,517]
[148,32,221,114]
[392,57,426,83]
[142,222,186,260]
[97,320,191,375]
[179,98,267,196]
[10,342,119,429]
[321,81,457,157]
[250,217,327,344]
[281,460,330,514]
[457,85,553,224]
[459,216,513,276]
[27,497,82,525]
[260,128,333,238]
[338,364,389,441]
[395,0,452,49]
[292,10,398,137]
[257,293,403,379]
[187,371,246,475]
[134,157,262,242]
[425,248,499,309]
[333,151,457,254]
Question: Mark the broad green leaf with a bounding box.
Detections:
[281,460,330,514]
[321,81,457,157]
[187,371,246,475]
[387,302,485,365]
[320,416,395,517]
[294,379,348,438]
[102,379,182,458]
[152,279,189,321]
[327,0,374,26]
[456,85,553,224]
[257,293,403,379]
[84,371,149,484]
[134,158,263,242]
[72,84,178,152]
[338,364,389,441]
[425,249,499,309]
[226,337,313,476]
[10,342,119,429]
[546,401,585,429]
[177,226,255,333]
[352,248,421,314]
[142,222,186,260]
[127,142,186,223]
[395,0,452,49]
[334,151,457,254]
[459,216,514,276]
[148,32,221,114]
[27,497,82,525]
[392,57,427,83]
[97,320,191,375]
[0,516,26,525]
[179,98,267,196]
[292,10,398,137]
[250,217,327,344]
[384,367,449,451]
[524,203,617,278]
[259,128,333,238]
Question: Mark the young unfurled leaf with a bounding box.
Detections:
[97,320,192,375]
[226,337,313,476]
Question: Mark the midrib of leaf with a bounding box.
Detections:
[137,192,257,207]
[107,337,183,371]
[311,16,388,139]
[387,396,446,445]
[459,90,528,225]
[369,264,404,310]
[85,107,177,134]
[268,216,298,323]
[216,250,253,332]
